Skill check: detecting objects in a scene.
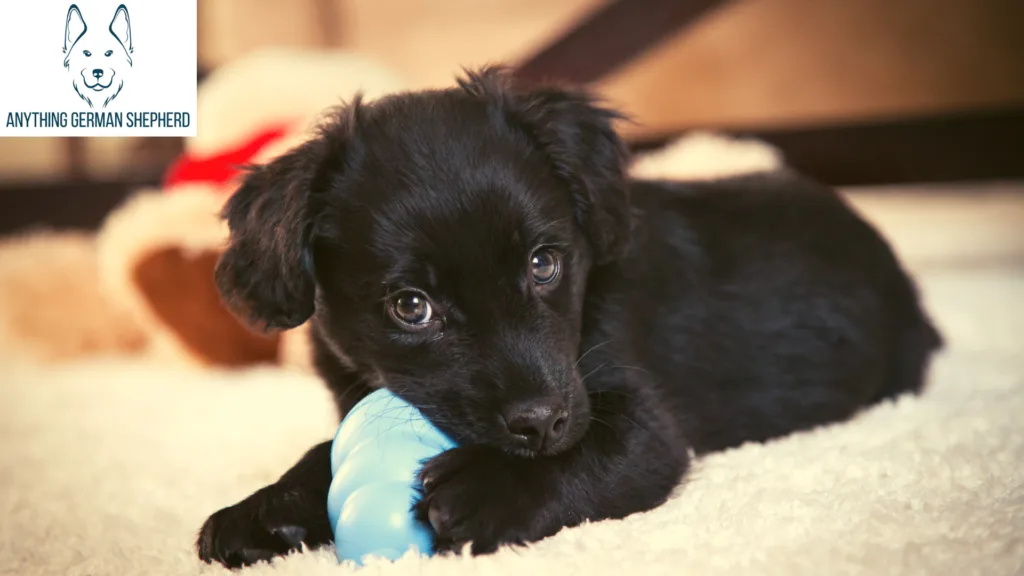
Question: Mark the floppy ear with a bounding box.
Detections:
[63,5,87,64]
[109,4,133,60]
[461,68,632,264]
[215,134,337,331]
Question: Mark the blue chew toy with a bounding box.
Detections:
[327,388,457,565]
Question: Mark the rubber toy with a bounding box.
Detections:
[327,388,457,565]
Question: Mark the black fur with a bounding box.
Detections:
[197,67,942,567]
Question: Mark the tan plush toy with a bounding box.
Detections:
[89,48,407,369]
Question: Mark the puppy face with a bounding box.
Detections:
[63,4,133,108]
[215,69,631,456]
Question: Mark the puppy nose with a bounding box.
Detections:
[503,401,568,452]
[92,69,103,78]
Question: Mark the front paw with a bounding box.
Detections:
[414,446,562,555]
[197,486,330,568]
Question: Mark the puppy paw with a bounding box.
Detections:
[415,446,562,555]
[196,486,330,568]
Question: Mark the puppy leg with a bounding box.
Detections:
[415,387,689,554]
[197,441,333,568]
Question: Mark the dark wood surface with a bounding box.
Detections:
[0,179,151,236]
[514,0,732,87]
[631,105,1024,187]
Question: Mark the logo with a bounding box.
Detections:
[0,0,197,137]
[63,4,133,109]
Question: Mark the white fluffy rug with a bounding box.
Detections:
[2,137,1023,576]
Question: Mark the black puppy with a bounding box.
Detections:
[197,68,942,567]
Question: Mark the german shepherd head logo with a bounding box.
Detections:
[63,4,133,109]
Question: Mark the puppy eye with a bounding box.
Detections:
[83,50,92,57]
[104,50,113,57]
[388,291,435,328]
[530,248,560,285]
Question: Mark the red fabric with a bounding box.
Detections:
[162,122,294,191]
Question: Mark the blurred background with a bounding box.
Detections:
[1,0,1022,234]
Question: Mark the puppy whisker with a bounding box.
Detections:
[575,340,613,367]
[580,362,610,385]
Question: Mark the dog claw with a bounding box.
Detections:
[271,525,308,548]
[238,547,277,565]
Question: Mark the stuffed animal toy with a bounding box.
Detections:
[94,48,408,369]
[0,48,407,368]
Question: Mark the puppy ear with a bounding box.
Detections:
[63,5,86,61]
[215,132,339,331]
[462,68,632,264]
[108,4,133,59]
